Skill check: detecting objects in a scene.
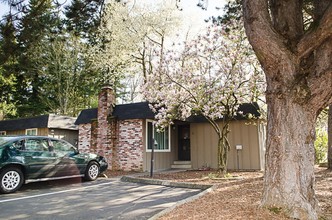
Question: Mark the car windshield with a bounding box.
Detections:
[0,137,18,146]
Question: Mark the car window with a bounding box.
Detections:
[25,139,49,152]
[51,140,75,152]
[8,140,24,150]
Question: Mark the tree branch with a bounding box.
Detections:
[242,0,294,78]
[298,3,332,59]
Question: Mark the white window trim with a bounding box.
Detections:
[25,128,38,136]
[146,120,171,152]
[0,131,6,135]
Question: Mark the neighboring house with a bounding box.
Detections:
[75,86,266,172]
[0,114,78,145]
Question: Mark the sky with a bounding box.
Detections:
[0,0,226,30]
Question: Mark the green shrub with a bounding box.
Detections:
[315,129,328,164]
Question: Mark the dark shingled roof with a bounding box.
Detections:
[75,102,155,125]
[75,102,260,125]
[75,108,98,125]
[0,114,78,131]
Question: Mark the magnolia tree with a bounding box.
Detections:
[143,24,264,173]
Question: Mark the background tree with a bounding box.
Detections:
[0,66,16,119]
[64,0,105,44]
[88,1,181,103]
[0,0,183,117]
[31,33,95,116]
[127,1,181,102]
[243,1,332,219]
[0,0,104,117]
[0,15,18,119]
[143,23,264,174]
[0,0,60,117]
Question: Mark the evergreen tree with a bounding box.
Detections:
[0,14,19,119]
[14,0,61,117]
[64,0,105,44]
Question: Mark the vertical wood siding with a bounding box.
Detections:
[6,128,78,145]
[191,120,264,170]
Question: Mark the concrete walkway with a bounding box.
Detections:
[120,170,218,220]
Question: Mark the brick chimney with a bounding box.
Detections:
[98,85,115,121]
[96,85,116,169]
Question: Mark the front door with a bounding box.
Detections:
[178,125,191,161]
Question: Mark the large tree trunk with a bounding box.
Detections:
[262,96,318,219]
[243,1,332,219]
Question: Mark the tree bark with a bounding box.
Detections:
[206,116,230,174]
[262,95,318,219]
[218,123,230,175]
[243,1,332,219]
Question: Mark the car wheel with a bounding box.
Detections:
[0,167,24,194]
[84,162,99,181]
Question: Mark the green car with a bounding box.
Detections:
[0,136,108,193]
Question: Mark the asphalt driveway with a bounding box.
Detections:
[0,177,202,220]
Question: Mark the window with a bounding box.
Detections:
[9,140,24,150]
[26,128,37,136]
[51,139,75,152]
[25,139,49,152]
[146,120,170,152]
[0,131,6,136]
[50,139,76,157]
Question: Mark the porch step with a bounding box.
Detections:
[171,161,192,169]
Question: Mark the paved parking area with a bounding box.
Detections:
[0,177,202,220]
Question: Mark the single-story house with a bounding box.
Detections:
[75,86,266,172]
[0,114,78,145]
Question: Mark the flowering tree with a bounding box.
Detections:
[143,24,264,174]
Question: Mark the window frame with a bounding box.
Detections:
[146,120,171,153]
[25,128,38,136]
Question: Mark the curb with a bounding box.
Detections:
[120,175,218,220]
[120,175,213,190]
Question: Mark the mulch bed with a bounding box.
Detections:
[103,167,332,219]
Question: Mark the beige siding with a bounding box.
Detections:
[258,123,266,169]
[38,128,49,136]
[6,130,26,135]
[6,128,48,136]
[191,120,263,170]
[6,128,78,145]
[143,120,177,172]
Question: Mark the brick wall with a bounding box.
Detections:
[117,119,144,171]
[77,86,144,171]
[77,118,144,171]
[78,123,91,153]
